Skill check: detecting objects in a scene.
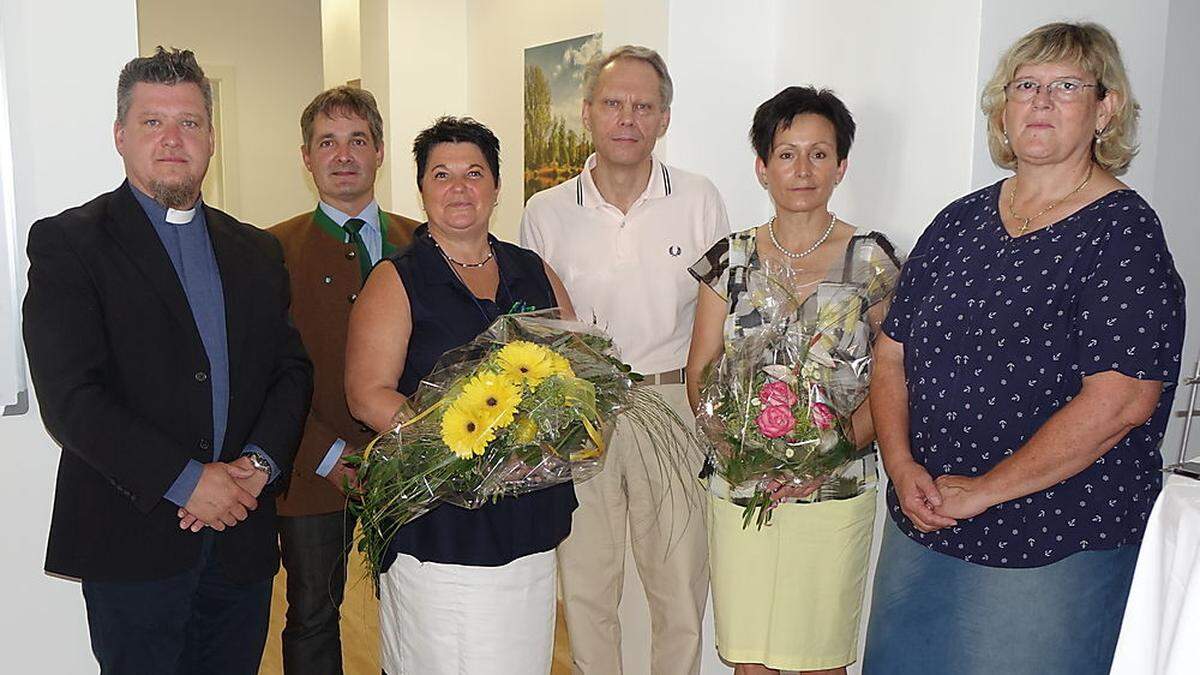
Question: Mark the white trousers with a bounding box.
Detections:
[379,549,557,675]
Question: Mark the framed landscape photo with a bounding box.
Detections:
[523,33,601,202]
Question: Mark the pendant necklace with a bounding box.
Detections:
[1009,163,1093,236]
[427,231,502,325]
[431,238,494,268]
[768,211,837,259]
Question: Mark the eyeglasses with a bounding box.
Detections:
[1005,78,1105,103]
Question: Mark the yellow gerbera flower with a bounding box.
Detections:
[441,403,495,458]
[497,341,554,386]
[546,351,575,378]
[457,371,522,429]
[512,416,539,444]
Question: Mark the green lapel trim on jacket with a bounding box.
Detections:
[380,210,397,259]
[313,205,373,280]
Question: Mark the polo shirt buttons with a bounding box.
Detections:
[195,371,208,382]
[323,275,333,285]
[348,293,358,304]
[346,250,357,260]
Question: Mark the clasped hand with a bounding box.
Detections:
[176,456,268,532]
[890,461,994,533]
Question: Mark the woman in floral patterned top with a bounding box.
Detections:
[685,87,902,675]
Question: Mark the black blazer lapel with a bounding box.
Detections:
[102,183,201,343]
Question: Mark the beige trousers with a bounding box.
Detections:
[557,383,710,675]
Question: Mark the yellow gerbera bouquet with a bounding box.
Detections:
[348,310,695,578]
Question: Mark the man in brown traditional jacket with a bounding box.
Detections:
[269,86,417,675]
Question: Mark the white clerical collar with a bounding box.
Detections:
[165,207,196,225]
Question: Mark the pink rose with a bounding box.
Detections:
[810,402,836,430]
[758,381,798,408]
[756,405,796,439]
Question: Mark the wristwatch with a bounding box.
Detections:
[246,452,272,477]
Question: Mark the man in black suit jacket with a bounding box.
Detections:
[22,47,312,674]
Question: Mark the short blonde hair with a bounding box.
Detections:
[980,22,1139,175]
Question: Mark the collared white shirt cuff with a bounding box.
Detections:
[315,438,347,477]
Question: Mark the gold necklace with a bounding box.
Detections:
[1008,163,1093,236]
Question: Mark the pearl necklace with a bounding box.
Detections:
[768,211,837,259]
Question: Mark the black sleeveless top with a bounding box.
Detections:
[381,224,577,570]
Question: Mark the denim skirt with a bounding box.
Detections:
[862,522,1138,675]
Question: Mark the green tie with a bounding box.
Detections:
[343,218,371,280]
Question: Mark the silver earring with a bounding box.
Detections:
[1094,128,1103,143]
[1002,131,1010,146]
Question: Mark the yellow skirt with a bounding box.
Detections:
[708,489,876,671]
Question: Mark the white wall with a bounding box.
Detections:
[322,0,362,89]
[137,0,324,227]
[384,0,469,224]
[0,1,138,671]
[665,0,775,232]
[783,2,984,249]
[360,0,393,211]
[1156,0,1200,460]
[669,1,984,250]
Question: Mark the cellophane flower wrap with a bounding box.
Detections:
[348,309,697,578]
[695,256,899,528]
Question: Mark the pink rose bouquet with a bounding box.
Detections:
[755,404,796,438]
[694,259,899,529]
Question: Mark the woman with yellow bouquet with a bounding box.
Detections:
[685,87,902,674]
[345,117,577,675]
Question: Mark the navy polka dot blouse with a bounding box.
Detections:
[884,180,1186,568]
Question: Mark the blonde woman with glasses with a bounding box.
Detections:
[862,22,1185,674]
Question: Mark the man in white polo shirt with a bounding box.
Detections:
[520,44,729,675]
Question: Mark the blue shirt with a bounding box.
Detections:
[883,182,1185,568]
[129,186,276,506]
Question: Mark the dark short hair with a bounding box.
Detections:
[412,116,501,190]
[750,86,856,163]
[117,46,211,125]
[300,86,385,149]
